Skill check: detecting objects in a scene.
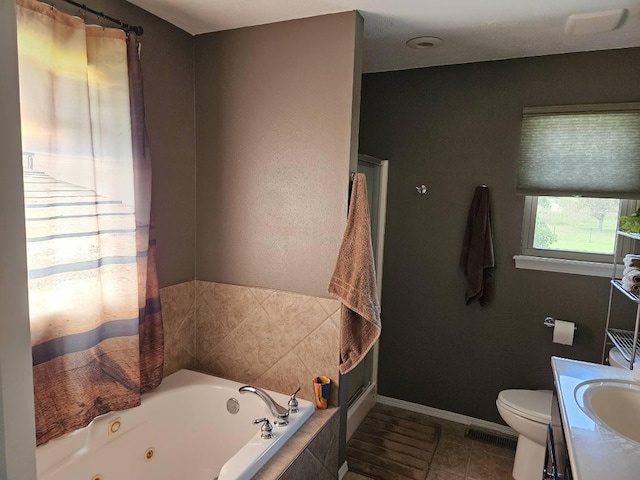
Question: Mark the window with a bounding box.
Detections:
[515,103,640,276]
[522,196,638,263]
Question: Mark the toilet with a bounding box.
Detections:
[608,346,640,368]
[497,348,632,480]
[496,389,552,480]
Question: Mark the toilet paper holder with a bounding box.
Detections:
[544,316,577,330]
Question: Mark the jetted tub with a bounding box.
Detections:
[36,369,314,480]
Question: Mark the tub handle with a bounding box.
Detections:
[288,387,301,414]
[253,418,273,439]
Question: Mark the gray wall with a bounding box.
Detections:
[54,0,197,288]
[0,1,37,478]
[194,12,363,298]
[359,47,640,423]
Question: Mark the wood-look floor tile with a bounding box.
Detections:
[466,450,514,480]
[344,472,374,480]
[426,465,466,480]
[432,420,473,447]
[430,440,471,478]
[470,439,516,460]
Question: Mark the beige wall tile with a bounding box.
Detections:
[262,290,329,346]
[330,309,341,328]
[165,280,341,405]
[195,297,228,353]
[164,323,196,377]
[193,279,207,296]
[255,351,315,403]
[234,306,295,379]
[203,282,262,333]
[294,319,340,406]
[316,297,340,316]
[295,319,339,378]
[160,281,196,327]
[160,281,197,377]
[249,287,274,304]
[197,330,257,383]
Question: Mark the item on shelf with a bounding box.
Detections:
[620,208,640,234]
[623,266,640,277]
[623,253,640,269]
[621,263,640,294]
[603,231,640,370]
[622,277,640,295]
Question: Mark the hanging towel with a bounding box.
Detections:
[328,173,381,375]
[459,185,495,306]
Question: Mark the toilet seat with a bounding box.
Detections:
[497,389,552,424]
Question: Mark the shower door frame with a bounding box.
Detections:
[346,154,388,440]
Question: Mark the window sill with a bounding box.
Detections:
[513,255,623,278]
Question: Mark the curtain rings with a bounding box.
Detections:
[98,12,106,28]
[78,4,87,20]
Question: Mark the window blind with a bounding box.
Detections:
[516,103,640,199]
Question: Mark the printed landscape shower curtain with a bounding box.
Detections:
[16,0,163,445]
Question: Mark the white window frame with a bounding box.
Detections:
[515,197,639,277]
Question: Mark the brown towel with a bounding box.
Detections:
[328,173,381,375]
[459,185,495,306]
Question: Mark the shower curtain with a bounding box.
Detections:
[16,0,163,445]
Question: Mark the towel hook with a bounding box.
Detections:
[416,184,427,195]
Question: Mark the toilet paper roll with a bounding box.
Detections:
[553,319,575,346]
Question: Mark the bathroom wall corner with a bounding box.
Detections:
[160,281,197,377]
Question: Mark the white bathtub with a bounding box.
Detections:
[36,369,315,480]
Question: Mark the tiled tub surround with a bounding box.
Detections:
[159,281,341,479]
[160,280,341,406]
[160,281,197,376]
[255,407,340,480]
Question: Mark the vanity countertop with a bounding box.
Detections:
[551,356,640,480]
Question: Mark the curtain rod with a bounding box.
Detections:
[57,0,144,36]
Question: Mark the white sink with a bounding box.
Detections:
[574,379,640,443]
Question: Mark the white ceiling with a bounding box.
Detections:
[125,0,640,72]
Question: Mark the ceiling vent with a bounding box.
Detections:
[406,36,443,49]
[565,9,627,35]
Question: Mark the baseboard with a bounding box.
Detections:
[338,461,349,480]
[377,395,516,437]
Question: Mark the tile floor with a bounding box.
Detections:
[345,415,516,480]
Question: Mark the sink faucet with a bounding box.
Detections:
[239,386,290,426]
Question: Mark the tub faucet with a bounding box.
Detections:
[239,386,289,426]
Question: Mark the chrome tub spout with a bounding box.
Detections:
[239,385,289,426]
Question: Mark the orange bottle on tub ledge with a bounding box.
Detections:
[313,376,330,409]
